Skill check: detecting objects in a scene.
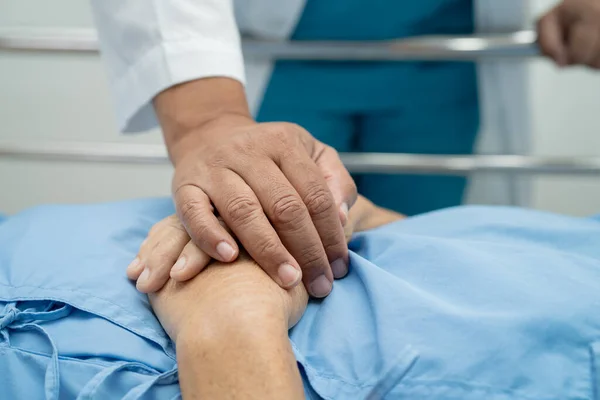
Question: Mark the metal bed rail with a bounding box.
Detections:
[6,29,592,178]
[1,142,599,176]
[0,28,540,60]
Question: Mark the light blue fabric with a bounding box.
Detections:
[2,199,600,399]
[0,199,180,400]
[292,206,600,399]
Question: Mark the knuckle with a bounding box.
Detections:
[267,123,303,143]
[179,199,203,226]
[231,133,256,155]
[148,250,174,272]
[297,245,327,274]
[179,198,204,222]
[270,194,306,226]
[252,237,282,260]
[225,196,261,225]
[323,240,346,258]
[165,215,186,233]
[206,150,229,168]
[178,200,213,240]
[267,127,292,147]
[148,223,163,237]
[304,186,335,218]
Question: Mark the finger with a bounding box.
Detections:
[313,143,358,227]
[170,240,212,282]
[537,8,569,66]
[271,126,350,282]
[280,150,349,282]
[127,222,166,280]
[280,131,350,280]
[127,255,145,281]
[136,219,190,293]
[561,0,600,23]
[229,157,332,294]
[208,169,303,289]
[174,184,239,263]
[591,50,600,69]
[567,23,600,66]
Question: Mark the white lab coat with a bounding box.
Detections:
[90,0,531,206]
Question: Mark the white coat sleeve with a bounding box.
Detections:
[89,0,246,133]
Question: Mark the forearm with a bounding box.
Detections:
[176,314,301,400]
[150,256,306,399]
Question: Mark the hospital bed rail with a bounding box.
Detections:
[0,28,539,60]
[0,141,598,176]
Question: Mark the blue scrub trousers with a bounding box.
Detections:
[257,0,479,215]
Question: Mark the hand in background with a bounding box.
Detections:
[538,0,600,69]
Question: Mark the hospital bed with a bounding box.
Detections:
[1,29,599,208]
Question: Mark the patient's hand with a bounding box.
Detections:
[150,253,309,342]
[128,195,404,293]
[344,195,404,241]
[149,245,309,399]
[126,215,215,293]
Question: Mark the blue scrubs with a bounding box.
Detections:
[257,0,479,216]
[2,199,600,399]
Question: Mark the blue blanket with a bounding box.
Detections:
[1,199,600,399]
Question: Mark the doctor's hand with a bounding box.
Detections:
[129,195,402,295]
[153,78,356,298]
[538,0,600,69]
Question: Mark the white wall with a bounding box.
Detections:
[528,0,600,215]
[0,0,172,214]
[1,0,600,216]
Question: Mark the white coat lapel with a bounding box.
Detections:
[467,0,531,206]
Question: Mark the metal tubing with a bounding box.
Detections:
[0,28,539,60]
[1,142,598,176]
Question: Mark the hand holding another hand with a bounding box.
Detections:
[142,78,358,298]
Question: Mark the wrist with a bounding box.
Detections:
[168,111,255,165]
[153,77,255,163]
[175,292,288,348]
[173,262,289,343]
[175,299,302,400]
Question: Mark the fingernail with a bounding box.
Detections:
[127,257,143,275]
[309,275,333,298]
[339,203,349,227]
[171,257,187,274]
[137,268,150,287]
[216,241,236,261]
[331,258,348,279]
[278,263,301,288]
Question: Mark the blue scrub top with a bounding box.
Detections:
[258,0,480,216]
[262,0,478,113]
[2,199,600,399]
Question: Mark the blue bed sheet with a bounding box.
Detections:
[1,199,600,399]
